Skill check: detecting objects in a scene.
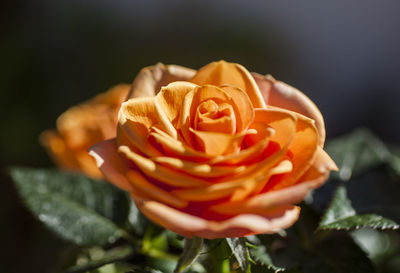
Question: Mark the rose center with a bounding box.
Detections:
[194,99,236,134]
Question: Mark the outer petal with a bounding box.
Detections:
[138,200,300,239]
[88,139,136,192]
[129,63,196,99]
[252,72,326,146]
[267,108,319,190]
[298,146,338,182]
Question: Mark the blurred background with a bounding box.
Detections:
[1,0,400,272]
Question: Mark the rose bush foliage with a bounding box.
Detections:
[89,61,337,239]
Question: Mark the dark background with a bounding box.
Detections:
[1,1,400,272]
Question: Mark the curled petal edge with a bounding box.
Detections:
[89,138,136,193]
[252,72,326,146]
[129,63,196,99]
[138,200,300,239]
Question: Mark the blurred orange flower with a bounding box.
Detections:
[89,61,337,238]
[40,84,130,179]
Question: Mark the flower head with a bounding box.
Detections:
[89,61,337,238]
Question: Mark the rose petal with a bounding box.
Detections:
[191,61,266,108]
[208,148,337,216]
[153,156,245,178]
[148,128,211,162]
[118,96,177,156]
[75,150,104,179]
[297,146,339,182]
[209,171,329,215]
[41,130,105,178]
[188,85,233,123]
[209,135,270,165]
[88,139,136,192]
[129,63,195,99]
[171,160,292,202]
[190,128,246,156]
[195,102,236,134]
[268,109,319,190]
[230,159,293,201]
[219,85,255,132]
[126,169,188,208]
[156,81,197,127]
[118,145,210,188]
[179,85,235,147]
[138,200,300,239]
[252,72,326,146]
[209,107,296,166]
[90,84,131,106]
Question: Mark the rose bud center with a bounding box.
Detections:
[194,99,236,134]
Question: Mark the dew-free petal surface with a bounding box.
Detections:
[191,61,266,108]
[252,72,325,146]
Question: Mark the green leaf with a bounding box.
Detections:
[319,186,399,230]
[321,214,399,230]
[174,237,204,273]
[250,245,285,272]
[325,128,390,181]
[389,154,400,177]
[10,167,131,245]
[226,238,249,272]
[258,204,376,272]
[65,245,134,273]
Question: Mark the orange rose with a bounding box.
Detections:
[89,61,337,238]
[40,84,130,179]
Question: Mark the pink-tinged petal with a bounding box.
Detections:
[88,139,135,192]
[138,200,300,239]
[129,63,196,99]
[252,72,326,146]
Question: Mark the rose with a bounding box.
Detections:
[40,84,130,179]
[89,61,337,238]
